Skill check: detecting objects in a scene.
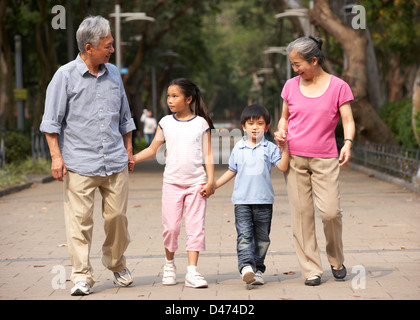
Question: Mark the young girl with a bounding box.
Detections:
[133,78,215,288]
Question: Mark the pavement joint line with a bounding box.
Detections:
[1,248,419,263]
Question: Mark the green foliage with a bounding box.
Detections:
[0,157,52,190]
[363,0,420,65]
[134,137,146,154]
[7,157,52,175]
[4,131,32,164]
[196,0,282,121]
[378,99,418,149]
[0,167,28,190]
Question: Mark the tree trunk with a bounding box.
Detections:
[120,1,200,132]
[0,0,6,129]
[0,0,16,130]
[365,28,385,110]
[412,66,420,147]
[33,0,57,129]
[310,0,397,145]
[123,1,198,86]
[0,50,7,129]
[386,53,406,102]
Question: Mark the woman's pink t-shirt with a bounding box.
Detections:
[281,75,354,158]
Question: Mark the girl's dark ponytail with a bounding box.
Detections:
[194,88,214,130]
[169,78,215,130]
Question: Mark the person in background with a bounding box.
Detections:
[140,109,157,147]
[40,15,135,296]
[274,36,355,286]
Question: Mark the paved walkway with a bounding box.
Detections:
[0,158,419,302]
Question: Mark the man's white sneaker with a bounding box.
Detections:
[185,272,208,288]
[162,263,177,285]
[113,267,133,287]
[241,266,255,284]
[252,270,264,285]
[70,281,92,296]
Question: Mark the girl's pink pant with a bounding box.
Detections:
[161,182,207,253]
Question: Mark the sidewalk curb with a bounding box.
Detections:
[0,182,33,198]
[0,174,53,198]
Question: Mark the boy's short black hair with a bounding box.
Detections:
[240,104,271,126]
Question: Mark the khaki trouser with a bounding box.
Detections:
[285,155,344,279]
[64,168,130,287]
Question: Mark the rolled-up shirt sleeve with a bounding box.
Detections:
[40,70,68,135]
[119,86,136,135]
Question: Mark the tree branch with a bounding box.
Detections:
[124,0,199,84]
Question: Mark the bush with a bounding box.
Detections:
[134,137,146,154]
[4,130,32,164]
[7,157,51,175]
[0,157,51,191]
[0,167,27,190]
[378,99,419,149]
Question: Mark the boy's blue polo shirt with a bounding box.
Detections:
[229,137,282,205]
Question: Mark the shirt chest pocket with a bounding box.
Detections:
[106,86,121,113]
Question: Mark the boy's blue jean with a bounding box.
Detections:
[234,204,273,274]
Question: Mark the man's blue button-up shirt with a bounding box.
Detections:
[40,54,136,177]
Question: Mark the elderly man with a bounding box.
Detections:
[40,16,135,296]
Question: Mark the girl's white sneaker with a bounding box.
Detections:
[162,263,177,285]
[185,272,208,288]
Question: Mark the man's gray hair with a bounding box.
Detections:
[76,16,111,53]
[287,36,325,66]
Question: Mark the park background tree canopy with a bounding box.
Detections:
[0,0,419,151]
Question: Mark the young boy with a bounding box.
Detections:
[215,104,289,285]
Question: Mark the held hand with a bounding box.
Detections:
[128,160,135,172]
[277,139,287,149]
[51,157,67,182]
[274,129,287,146]
[127,151,135,172]
[200,182,215,198]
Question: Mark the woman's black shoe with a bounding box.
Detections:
[331,265,347,279]
[304,276,321,286]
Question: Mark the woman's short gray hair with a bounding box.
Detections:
[76,16,111,53]
[287,36,325,66]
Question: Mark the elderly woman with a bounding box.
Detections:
[40,16,135,295]
[275,36,355,286]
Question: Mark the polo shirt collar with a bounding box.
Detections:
[239,136,268,149]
